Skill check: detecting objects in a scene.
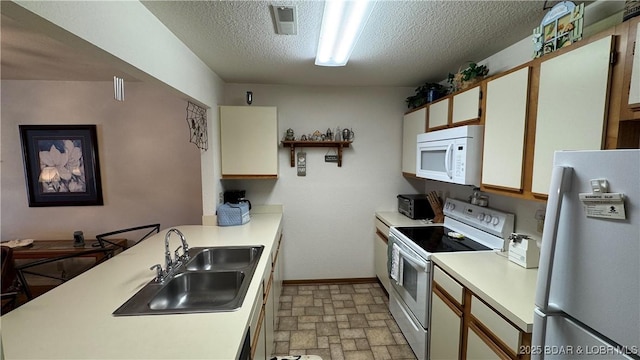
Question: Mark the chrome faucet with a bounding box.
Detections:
[151,228,190,282]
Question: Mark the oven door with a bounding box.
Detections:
[388,233,431,327]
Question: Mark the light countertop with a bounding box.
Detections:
[375,211,433,228]
[431,252,538,332]
[1,211,283,359]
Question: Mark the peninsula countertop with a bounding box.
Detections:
[1,211,283,359]
[431,251,538,332]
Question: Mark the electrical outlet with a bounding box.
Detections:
[218,192,223,204]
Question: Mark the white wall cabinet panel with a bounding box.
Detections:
[629,22,640,107]
[452,86,481,124]
[428,98,450,130]
[532,36,612,195]
[402,108,427,174]
[482,67,530,191]
[220,106,278,178]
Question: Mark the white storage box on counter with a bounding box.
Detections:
[217,202,250,226]
[508,235,540,268]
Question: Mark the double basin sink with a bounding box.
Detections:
[113,245,264,316]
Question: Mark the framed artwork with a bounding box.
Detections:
[533,1,584,58]
[19,125,103,207]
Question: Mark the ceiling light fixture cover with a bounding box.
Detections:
[315,0,376,67]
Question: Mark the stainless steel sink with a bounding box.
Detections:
[113,245,264,316]
[185,246,262,271]
[149,271,245,310]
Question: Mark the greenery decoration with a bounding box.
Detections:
[405,82,448,109]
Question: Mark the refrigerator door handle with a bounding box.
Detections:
[535,166,573,309]
[532,309,548,360]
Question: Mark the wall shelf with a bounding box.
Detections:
[281,140,352,167]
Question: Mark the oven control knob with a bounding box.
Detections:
[492,217,500,225]
[447,202,455,211]
[477,213,485,221]
[484,215,492,223]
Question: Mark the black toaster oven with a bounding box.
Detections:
[397,194,434,220]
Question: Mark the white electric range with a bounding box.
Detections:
[387,198,514,360]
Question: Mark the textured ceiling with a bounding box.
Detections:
[141,0,552,86]
[2,1,589,87]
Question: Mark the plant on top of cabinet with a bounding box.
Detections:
[405,82,448,109]
[448,62,488,93]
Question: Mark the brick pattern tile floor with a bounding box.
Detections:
[273,283,418,360]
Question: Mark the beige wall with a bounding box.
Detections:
[223,84,423,280]
[1,80,203,240]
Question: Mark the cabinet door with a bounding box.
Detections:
[264,276,275,358]
[471,295,521,355]
[220,106,278,178]
[402,108,427,175]
[452,86,481,124]
[532,36,613,195]
[629,22,640,107]
[466,324,506,360]
[374,231,390,292]
[428,98,450,130]
[430,290,462,360]
[482,67,530,191]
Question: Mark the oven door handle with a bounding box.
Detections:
[398,247,429,273]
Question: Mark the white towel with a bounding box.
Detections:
[390,243,402,285]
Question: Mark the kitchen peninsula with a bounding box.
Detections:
[1,210,283,359]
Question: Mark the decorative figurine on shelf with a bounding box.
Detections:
[312,130,322,141]
[300,134,307,141]
[285,128,295,141]
[326,128,334,141]
[342,128,355,141]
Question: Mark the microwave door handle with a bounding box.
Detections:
[444,143,453,179]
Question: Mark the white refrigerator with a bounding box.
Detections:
[533,150,640,360]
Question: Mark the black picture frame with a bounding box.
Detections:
[19,125,103,207]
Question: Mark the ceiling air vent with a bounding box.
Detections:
[272,5,297,35]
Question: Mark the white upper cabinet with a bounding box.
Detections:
[629,22,640,107]
[402,107,427,175]
[452,86,481,125]
[482,67,530,191]
[428,98,450,130]
[532,36,613,195]
[219,106,278,179]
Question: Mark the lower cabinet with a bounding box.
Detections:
[374,217,390,292]
[466,324,504,360]
[430,289,462,360]
[430,265,531,360]
[250,233,283,360]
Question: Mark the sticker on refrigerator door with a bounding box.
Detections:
[578,192,626,219]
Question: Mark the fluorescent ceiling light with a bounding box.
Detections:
[315,0,376,67]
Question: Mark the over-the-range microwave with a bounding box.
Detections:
[416,125,484,186]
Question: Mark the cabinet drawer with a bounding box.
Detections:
[433,266,464,305]
[470,295,521,353]
[374,218,390,239]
